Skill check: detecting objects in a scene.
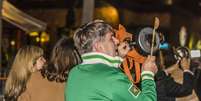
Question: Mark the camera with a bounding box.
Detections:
[174,47,201,61]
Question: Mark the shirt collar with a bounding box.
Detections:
[81,52,123,68]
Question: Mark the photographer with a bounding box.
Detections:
[155,49,194,101]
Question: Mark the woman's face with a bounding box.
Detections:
[33,56,46,70]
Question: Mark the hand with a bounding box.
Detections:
[164,61,179,74]
[117,42,130,58]
[180,58,190,70]
[142,55,158,74]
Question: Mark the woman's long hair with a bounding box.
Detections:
[4,46,44,101]
[41,36,81,83]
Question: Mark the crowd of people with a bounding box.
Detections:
[2,20,201,101]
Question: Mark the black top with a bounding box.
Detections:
[155,70,194,101]
[194,69,201,101]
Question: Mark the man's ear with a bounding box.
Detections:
[93,42,104,52]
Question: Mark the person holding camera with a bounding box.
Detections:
[155,49,194,101]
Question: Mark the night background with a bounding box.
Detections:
[0,0,201,100]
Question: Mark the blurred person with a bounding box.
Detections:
[41,36,81,83]
[3,46,46,101]
[192,58,201,100]
[4,36,81,101]
[66,20,158,101]
[36,36,80,101]
[155,50,194,101]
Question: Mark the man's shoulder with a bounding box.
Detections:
[71,63,120,72]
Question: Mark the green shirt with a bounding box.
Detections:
[65,52,156,101]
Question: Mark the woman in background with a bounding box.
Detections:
[37,36,81,101]
[4,46,46,101]
[8,36,81,101]
[41,36,81,83]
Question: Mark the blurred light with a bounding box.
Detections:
[196,40,201,49]
[199,2,201,7]
[179,26,187,47]
[40,32,50,43]
[36,37,40,42]
[165,0,173,5]
[40,38,45,42]
[190,50,201,58]
[29,32,39,36]
[95,6,119,26]
[10,40,15,46]
[159,43,169,50]
[188,34,194,49]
